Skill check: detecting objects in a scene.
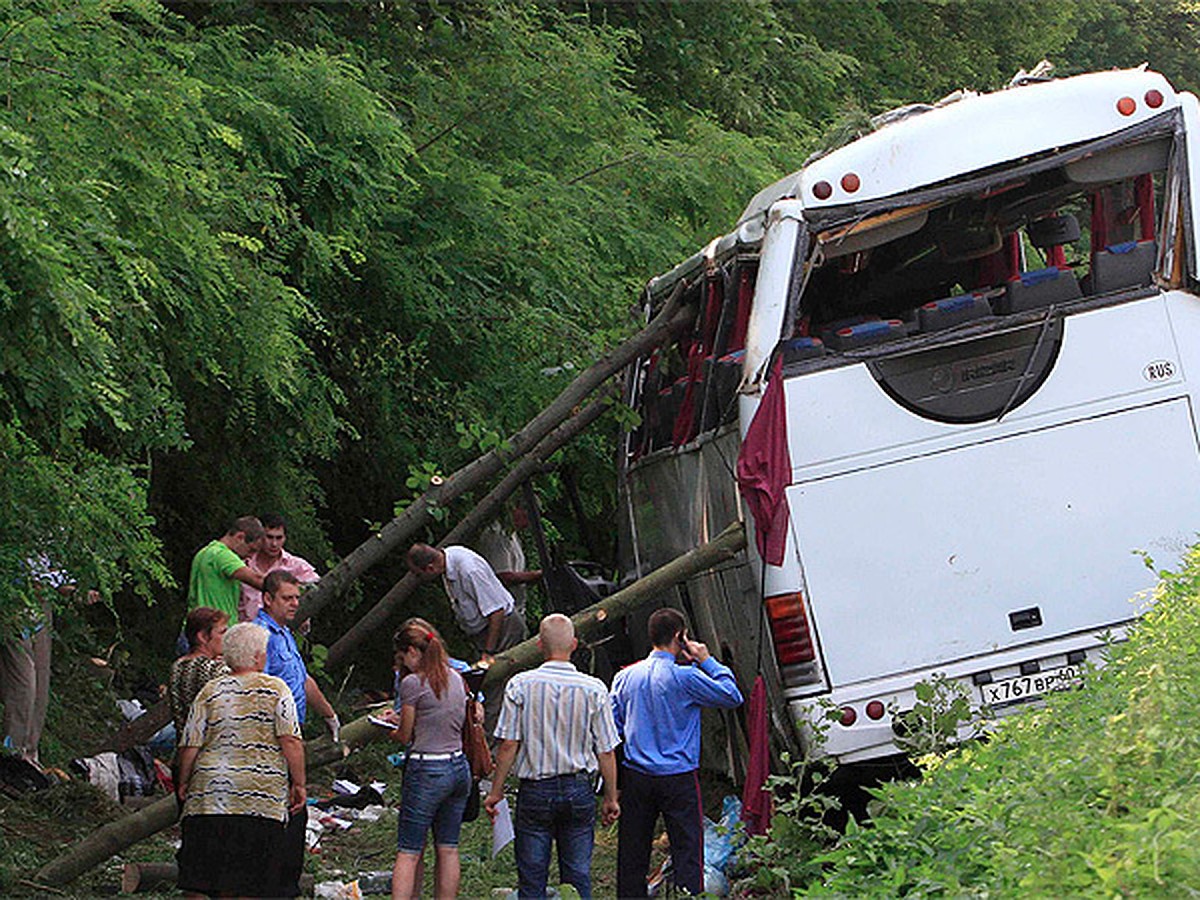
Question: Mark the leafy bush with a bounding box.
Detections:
[788,546,1200,897]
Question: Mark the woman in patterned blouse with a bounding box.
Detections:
[167,607,230,736]
[175,622,306,898]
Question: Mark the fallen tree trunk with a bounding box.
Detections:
[33,713,390,887]
[483,521,747,691]
[120,862,314,894]
[295,283,692,625]
[324,391,613,667]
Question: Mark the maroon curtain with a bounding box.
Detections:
[735,357,790,566]
[740,676,773,835]
[1135,173,1156,241]
[671,343,704,446]
[728,267,754,352]
[1091,188,1108,251]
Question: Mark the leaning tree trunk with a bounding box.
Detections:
[88,284,692,793]
[32,713,390,887]
[324,390,613,668]
[295,283,692,626]
[483,521,747,690]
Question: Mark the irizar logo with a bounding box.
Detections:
[930,352,1019,393]
[1143,359,1176,382]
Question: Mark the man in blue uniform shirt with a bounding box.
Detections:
[610,607,743,897]
[255,570,339,898]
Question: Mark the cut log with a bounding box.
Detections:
[34,712,392,886]
[120,861,176,894]
[120,862,313,894]
[324,392,613,667]
[483,521,747,690]
[295,282,692,625]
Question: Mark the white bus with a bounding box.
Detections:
[618,67,1200,768]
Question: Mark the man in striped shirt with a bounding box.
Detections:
[484,614,620,900]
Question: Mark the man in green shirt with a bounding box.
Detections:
[186,516,266,625]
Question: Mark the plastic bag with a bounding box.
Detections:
[703,795,743,874]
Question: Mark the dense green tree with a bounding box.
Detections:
[6,0,1200,677]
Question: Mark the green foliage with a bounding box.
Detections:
[790,546,1200,896]
[893,671,987,760]
[6,0,1200,670]
[732,701,844,895]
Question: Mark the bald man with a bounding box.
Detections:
[484,615,620,900]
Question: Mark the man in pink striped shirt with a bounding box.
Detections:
[238,513,320,623]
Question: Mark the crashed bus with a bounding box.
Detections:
[618,67,1200,772]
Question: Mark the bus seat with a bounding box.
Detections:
[1090,239,1156,294]
[995,266,1082,315]
[818,315,877,345]
[824,319,906,351]
[782,336,825,365]
[710,350,745,427]
[918,293,992,332]
[649,380,685,448]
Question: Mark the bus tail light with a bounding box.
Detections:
[765,592,821,686]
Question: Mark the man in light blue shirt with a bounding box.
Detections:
[610,608,743,897]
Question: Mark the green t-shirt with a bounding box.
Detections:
[186,540,244,622]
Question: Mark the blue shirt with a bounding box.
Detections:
[610,650,743,776]
[255,610,308,723]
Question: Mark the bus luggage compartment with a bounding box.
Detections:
[786,397,1200,687]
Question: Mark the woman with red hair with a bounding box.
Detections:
[382,618,471,899]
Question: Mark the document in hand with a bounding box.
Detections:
[491,798,515,857]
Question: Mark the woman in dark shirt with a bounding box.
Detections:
[168,607,230,735]
[381,619,470,899]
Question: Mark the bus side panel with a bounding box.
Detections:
[788,397,1200,686]
[784,296,1182,475]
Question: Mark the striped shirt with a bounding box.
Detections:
[180,671,301,821]
[494,660,620,780]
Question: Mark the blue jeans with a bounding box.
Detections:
[396,754,471,852]
[514,773,596,900]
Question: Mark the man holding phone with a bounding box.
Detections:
[609,608,743,897]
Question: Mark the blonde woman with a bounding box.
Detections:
[175,622,305,898]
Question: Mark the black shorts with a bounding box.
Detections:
[177,813,285,897]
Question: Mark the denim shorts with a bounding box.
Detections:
[396,754,472,852]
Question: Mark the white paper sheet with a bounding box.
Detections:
[491,798,515,857]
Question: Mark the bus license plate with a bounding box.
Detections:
[979,664,1081,707]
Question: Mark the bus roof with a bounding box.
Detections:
[648,68,1182,302]
[741,67,1179,223]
